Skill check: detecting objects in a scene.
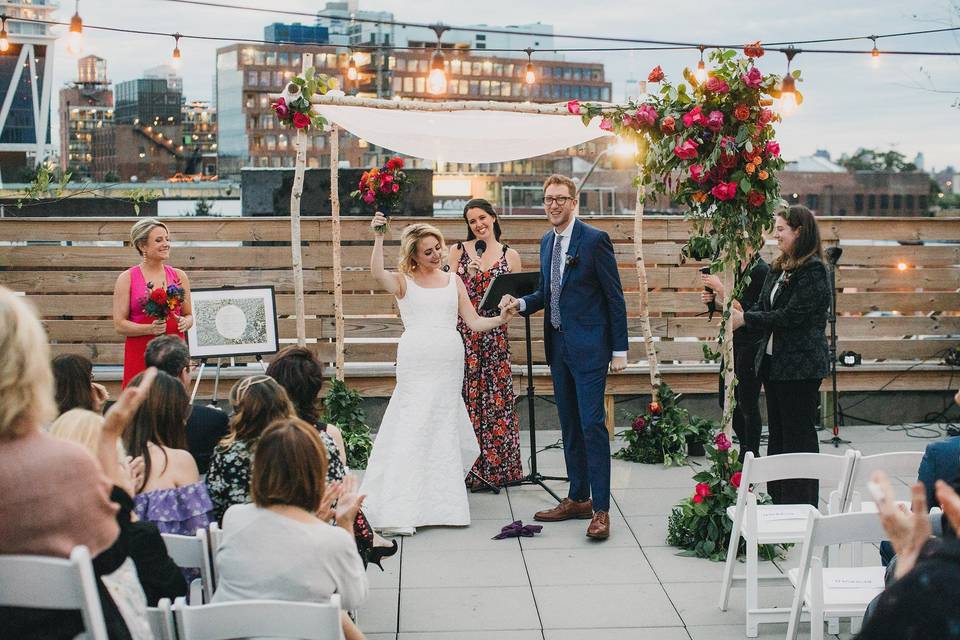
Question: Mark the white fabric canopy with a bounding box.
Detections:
[314,104,611,163]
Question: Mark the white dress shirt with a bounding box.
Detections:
[519,217,626,359]
[765,271,787,355]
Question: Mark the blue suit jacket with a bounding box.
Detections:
[521,219,628,372]
[919,437,960,507]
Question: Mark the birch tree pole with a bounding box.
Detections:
[289,126,307,347]
[720,265,736,437]
[633,163,661,399]
[330,124,345,381]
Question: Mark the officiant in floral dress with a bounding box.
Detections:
[448,199,524,487]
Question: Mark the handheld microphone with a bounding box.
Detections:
[699,266,718,321]
[475,239,487,258]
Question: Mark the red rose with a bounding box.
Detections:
[758,108,774,125]
[766,141,781,157]
[292,112,310,129]
[632,416,646,433]
[689,164,706,184]
[731,471,743,488]
[599,118,614,131]
[744,41,765,58]
[734,104,751,121]
[648,401,661,415]
[720,153,738,169]
[660,115,676,133]
[150,287,167,304]
[714,432,732,451]
[748,190,766,208]
[711,182,738,201]
[567,99,581,115]
[647,65,665,83]
[741,67,763,89]
[705,76,729,94]
[693,494,704,504]
[695,482,712,498]
[673,139,699,160]
[392,183,399,193]
[635,105,657,127]
[682,105,705,128]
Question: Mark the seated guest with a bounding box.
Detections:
[124,370,213,536]
[144,335,228,475]
[206,375,293,523]
[52,353,109,415]
[50,409,188,606]
[0,285,158,639]
[859,471,960,638]
[267,346,397,568]
[213,418,368,640]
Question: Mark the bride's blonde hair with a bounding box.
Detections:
[398,223,444,275]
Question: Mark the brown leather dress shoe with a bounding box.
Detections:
[586,511,610,539]
[533,498,593,522]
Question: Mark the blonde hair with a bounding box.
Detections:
[0,287,56,439]
[49,408,126,466]
[130,218,169,256]
[398,223,444,275]
[543,174,577,198]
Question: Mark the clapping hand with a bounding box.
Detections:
[872,470,932,579]
[104,367,157,438]
[334,475,366,534]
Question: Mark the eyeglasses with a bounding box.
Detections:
[543,196,574,207]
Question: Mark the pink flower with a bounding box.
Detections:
[382,173,393,183]
[706,110,724,132]
[705,76,730,94]
[742,67,763,89]
[292,112,310,129]
[682,105,705,128]
[567,99,581,115]
[632,416,647,433]
[271,97,289,119]
[766,140,781,157]
[695,482,712,498]
[673,139,699,160]
[599,118,614,131]
[758,108,774,125]
[689,164,706,184]
[710,182,738,201]
[660,115,676,133]
[731,471,743,488]
[392,183,400,193]
[362,190,376,204]
[635,104,657,127]
[621,114,637,130]
[693,494,704,504]
[714,432,732,451]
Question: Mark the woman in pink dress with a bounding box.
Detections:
[113,218,193,387]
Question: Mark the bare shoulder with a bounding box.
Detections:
[168,447,200,482]
[172,267,190,283]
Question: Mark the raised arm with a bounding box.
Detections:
[457,277,514,332]
[369,212,405,298]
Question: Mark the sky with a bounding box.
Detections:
[49,0,960,170]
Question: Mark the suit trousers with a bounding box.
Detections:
[731,341,764,461]
[761,357,822,507]
[549,329,611,512]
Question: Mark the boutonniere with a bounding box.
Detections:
[565,254,579,268]
[781,271,793,287]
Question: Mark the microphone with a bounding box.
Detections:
[475,240,487,258]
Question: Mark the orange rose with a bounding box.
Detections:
[758,169,769,180]
[691,191,708,204]
[734,104,750,121]
[745,163,756,175]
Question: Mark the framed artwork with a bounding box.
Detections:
[186,286,279,359]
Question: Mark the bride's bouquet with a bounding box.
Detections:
[351,156,408,233]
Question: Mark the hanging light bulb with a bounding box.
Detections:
[427,49,447,95]
[524,48,536,84]
[0,17,9,53]
[426,23,449,96]
[171,33,181,67]
[777,47,801,116]
[870,36,880,67]
[694,45,707,83]
[66,0,83,56]
[347,53,358,81]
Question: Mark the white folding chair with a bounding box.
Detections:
[162,529,214,604]
[718,450,856,637]
[834,451,925,514]
[173,595,342,640]
[0,545,108,640]
[146,597,176,640]
[207,521,222,590]
[786,511,887,640]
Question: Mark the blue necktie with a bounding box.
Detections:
[550,234,563,330]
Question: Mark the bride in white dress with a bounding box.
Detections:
[360,213,515,535]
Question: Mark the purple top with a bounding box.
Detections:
[133,481,214,536]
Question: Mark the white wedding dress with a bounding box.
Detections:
[359,273,481,533]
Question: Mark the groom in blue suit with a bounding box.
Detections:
[500,174,628,539]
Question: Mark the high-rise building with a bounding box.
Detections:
[114,78,182,125]
[144,64,184,94]
[0,0,58,179]
[59,55,114,178]
[181,100,217,176]
[265,23,329,45]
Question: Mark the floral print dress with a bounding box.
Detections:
[455,244,523,486]
[206,439,255,524]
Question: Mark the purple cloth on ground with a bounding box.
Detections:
[492,520,542,540]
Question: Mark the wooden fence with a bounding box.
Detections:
[2,216,958,399]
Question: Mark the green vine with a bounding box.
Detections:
[321,378,373,470]
[16,162,159,214]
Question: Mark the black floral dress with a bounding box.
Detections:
[455,244,523,486]
[206,438,255,524]
[316,423,374,561]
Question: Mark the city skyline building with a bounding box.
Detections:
[58,55,113,178]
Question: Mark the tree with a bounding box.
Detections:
[839,148,917,172]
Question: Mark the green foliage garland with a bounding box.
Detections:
[614,382,715,466]
[322,378,373,469]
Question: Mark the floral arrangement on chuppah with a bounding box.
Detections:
[614,383,715,466]
[271,67,339,131]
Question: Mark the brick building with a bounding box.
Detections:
[59,56,113,179]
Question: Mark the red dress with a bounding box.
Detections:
[122,264,184,388]
[455,245,523,486]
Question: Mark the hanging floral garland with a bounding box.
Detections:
[572,45,799,358]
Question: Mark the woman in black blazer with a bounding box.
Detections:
[730,205,831,506]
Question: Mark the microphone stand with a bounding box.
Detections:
[821,246,850,447]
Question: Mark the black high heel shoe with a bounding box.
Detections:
[367,539,399,571]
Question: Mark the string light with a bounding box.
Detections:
[777,46,801,116]
[870,36,880,67]
[67,0,83,56]
[524,47,536,84]
[172,33,181,66]
[694,45,707,83]
[0,17,9,53]
[897,261,908,271]
[426,24,449,96]
[347,51,358,81]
